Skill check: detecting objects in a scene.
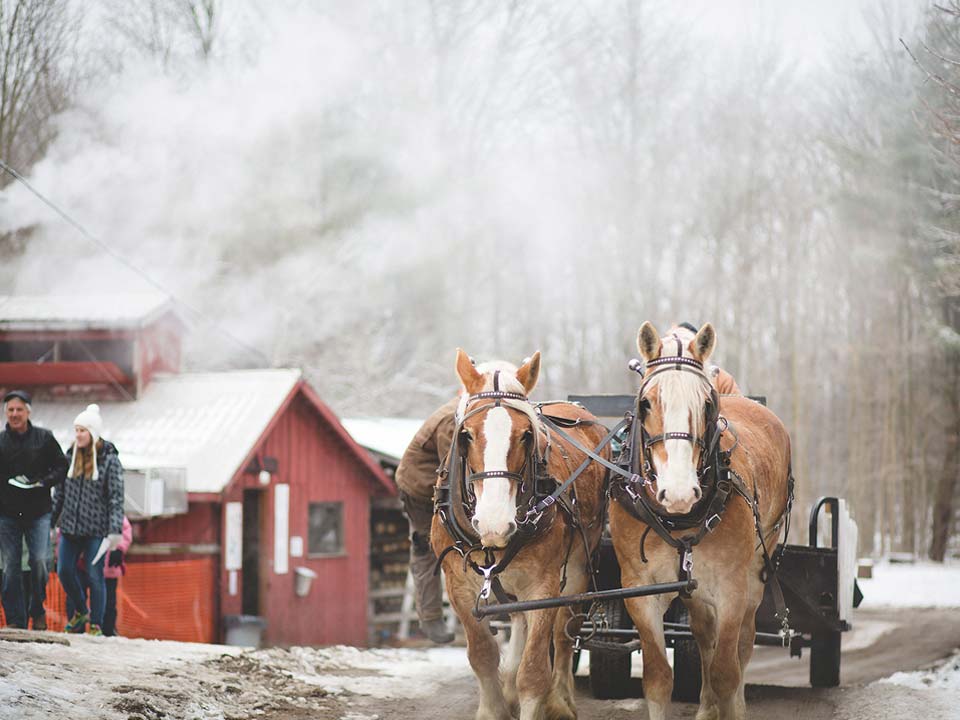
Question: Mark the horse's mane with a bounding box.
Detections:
[648,327,711,437]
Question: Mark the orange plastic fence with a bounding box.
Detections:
[0,558,217,643]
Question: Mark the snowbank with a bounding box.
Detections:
[857,560,960,609]
[876,650,960,690]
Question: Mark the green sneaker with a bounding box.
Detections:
[65,611,89,633]
[86,624,103,637]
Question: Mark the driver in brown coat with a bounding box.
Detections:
[394,396,459,644]
[673,322,742,395]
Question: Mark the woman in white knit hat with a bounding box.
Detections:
[52,404,124,636]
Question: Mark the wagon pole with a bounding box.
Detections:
[472,579,697,618]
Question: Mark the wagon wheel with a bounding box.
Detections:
[588,598,636,699]
[809,629,841,687]
[666,599,702,703]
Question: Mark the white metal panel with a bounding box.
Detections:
[837,498,859,623]
[225,502,243,571]
[274,484,290,575]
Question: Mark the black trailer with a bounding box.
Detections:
[562,394,864,701]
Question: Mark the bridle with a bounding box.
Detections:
[631,337,723,503]
[435,370,556,549]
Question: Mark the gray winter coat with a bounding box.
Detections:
[53,440,124,537]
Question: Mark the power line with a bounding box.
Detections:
[0,158,271,367]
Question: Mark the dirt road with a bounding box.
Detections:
[347,607,960,719]
[2,607,958,719]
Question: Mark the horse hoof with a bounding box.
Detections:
[544,697,576,720]
[695,707,719,720]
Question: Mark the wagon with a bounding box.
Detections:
[472,393,863,702]
[570,394,863,700]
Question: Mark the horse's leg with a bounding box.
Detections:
[732,570,765,719]
[546,608,578,720]
[686,598,719,720]
[708,589,748,720]
[624,592,674,720]
[516,605,560,720]
[503,612,528,716]
[448,579,512,720]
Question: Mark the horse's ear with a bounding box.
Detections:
[691,323,716,364]
[637,322,661,362]
[455,348,485,394]
[516,351,541,394]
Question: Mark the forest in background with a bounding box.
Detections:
[0,1,958,560]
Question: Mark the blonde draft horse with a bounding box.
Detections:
[432,350,609,720]
[608,323,791,720]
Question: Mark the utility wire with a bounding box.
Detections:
[0,158,271,367]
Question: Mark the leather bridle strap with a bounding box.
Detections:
[522,415,630,524]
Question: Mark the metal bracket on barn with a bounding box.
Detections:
[472,578,697,619]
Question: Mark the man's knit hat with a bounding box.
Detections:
[69,404,104,480]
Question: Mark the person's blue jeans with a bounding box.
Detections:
[65,565,90,620]
[0,512,51,628]
[58,535,105,628]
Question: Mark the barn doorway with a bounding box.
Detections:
[242,489,265,616]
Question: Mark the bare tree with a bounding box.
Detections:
[0,0,78,182]
[104,0,222,70]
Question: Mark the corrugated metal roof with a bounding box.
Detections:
[341,417,423,462]
[0,292,174,330]
[31,369,302,493]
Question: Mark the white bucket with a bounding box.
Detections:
[294,566,318,597]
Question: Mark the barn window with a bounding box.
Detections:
[308,502,344,555]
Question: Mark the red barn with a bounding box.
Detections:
[0,293,394,646]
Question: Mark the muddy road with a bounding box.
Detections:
[2,607,958,719]
[348,607,960,719]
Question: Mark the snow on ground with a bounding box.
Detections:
[856,559,960,608]
[876,650,960,691]
[5,559,960,719]
[249,645,473,699]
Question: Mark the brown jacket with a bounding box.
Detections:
[712,366,742,395]
[395,397,459,501]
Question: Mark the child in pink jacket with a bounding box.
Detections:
[102,517,132,636]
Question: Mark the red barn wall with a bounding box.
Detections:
[138,501,221,545]
[136,313,182,391]
[220,393,373,647]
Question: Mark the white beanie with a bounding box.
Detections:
[69,404,104,480]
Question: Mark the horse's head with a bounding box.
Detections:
[636,321,718,515]
[454,348,542,549]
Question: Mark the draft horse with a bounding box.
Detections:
[608,323,792,720]
[432,350,609,720]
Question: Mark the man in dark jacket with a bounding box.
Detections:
[0,390,68,629]
[395,396,458,644]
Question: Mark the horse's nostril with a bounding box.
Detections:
[471,517,480,532]
[693,486,702,501]
[657,489,667,504]
[507,521,517,537]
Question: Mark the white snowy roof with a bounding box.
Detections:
[31,369,302,493]
[0,292,175,330]
[341,417,424,462]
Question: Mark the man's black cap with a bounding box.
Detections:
[2,390,32,405]
[678,322,698,334]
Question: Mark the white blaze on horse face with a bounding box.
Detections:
[472,406,519,547]
[654,376,703,514]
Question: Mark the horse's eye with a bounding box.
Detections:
[639,399,652,414]
[522,429,534,443]
[459,429,472,444]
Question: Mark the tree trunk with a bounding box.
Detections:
[929,352,960,561]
